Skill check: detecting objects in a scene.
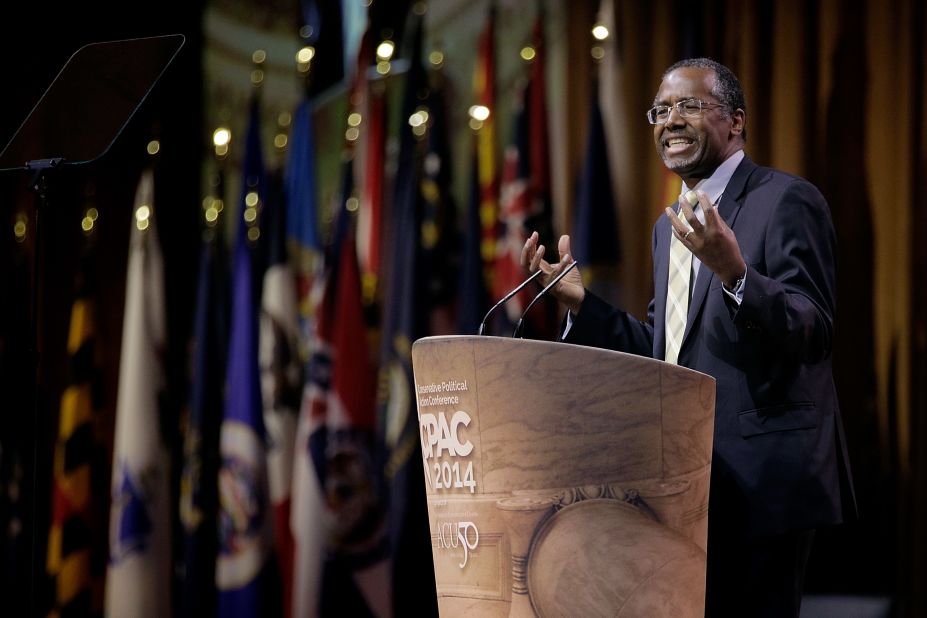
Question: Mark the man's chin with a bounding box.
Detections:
[661,157,695,174]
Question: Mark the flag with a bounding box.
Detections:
[326,226,387,613]
[526,15,554,245]
[296,148,389,615]
[300,0,368,91]
[105,168,171,618]
[347,29,374,222]
[288,398,324,618]
[474,6,499,288]
[377,15,438,615]
[319,203,388,618]
[287,110,337,618]
[523,15,559,339]
[493,86,533,329]
[289,27,385,617]
[298,0,345,96]
[216,96,279,618]
[289,156,354,618]
[596,0,633,238]
[572,78,620,302]
[493,14,557,338]
[259,171,301,618]
[357,81,386,306]
[179,192,229,618]
[46,231,106,618]
[286,97,322,257]
[348,25,384,307]
[419,55,458,334]
[456,150,489,335]
[283,97,324,501]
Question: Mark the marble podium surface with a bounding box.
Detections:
[412,336,715,617]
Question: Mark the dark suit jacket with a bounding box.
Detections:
[564,156,856,537]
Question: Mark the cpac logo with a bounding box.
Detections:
[436,520,480,568]
[420,410,473,459]
[420,411,477,493]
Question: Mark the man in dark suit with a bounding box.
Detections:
[521,58,856,617]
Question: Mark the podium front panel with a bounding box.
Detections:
[412,336,715,617]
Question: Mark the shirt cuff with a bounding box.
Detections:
[561,310,576,340]
[721,270,746,305]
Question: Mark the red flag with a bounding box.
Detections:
[350,29,384,306]
[330,226,377,427]
[493,16,557,337]
[528,18,551,213]
[494,98,532,324]
[327,214,390,614]
[358,87,385,304]
[293,159,389,616]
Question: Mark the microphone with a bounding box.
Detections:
[477,269,544,335]
[512,260,578,338]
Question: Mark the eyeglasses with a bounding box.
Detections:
[646,98,726,124]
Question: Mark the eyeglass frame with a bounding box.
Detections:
[646,98,727,125]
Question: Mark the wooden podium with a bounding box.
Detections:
[411,336,716,617]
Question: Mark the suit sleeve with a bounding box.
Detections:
[734,178,837,363]
[561,290,655,357]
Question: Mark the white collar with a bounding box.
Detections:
[680,149,745,205]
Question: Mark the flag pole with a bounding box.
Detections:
[25,155,62,618]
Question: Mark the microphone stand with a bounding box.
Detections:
[0,35,185,616]
[477,269,543,335]
[512,261,577,338]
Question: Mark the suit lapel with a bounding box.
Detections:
[681,157,756,346]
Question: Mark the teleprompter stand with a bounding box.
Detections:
[0,33,184,615]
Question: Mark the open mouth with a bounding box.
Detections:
[664,136,695,156]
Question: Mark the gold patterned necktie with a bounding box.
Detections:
[664,200,692,364]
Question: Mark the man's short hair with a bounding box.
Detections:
[664,57,747,141]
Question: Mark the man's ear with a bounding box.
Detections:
[730,108,746,137]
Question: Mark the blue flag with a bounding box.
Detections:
[572,79,620,301]
[285,97,321,255]
[376,15,438,616]
[216,96,279,618]
[298,0,345,95]
[179,188,229,618]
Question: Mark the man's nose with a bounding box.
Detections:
[664,103,686,126]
